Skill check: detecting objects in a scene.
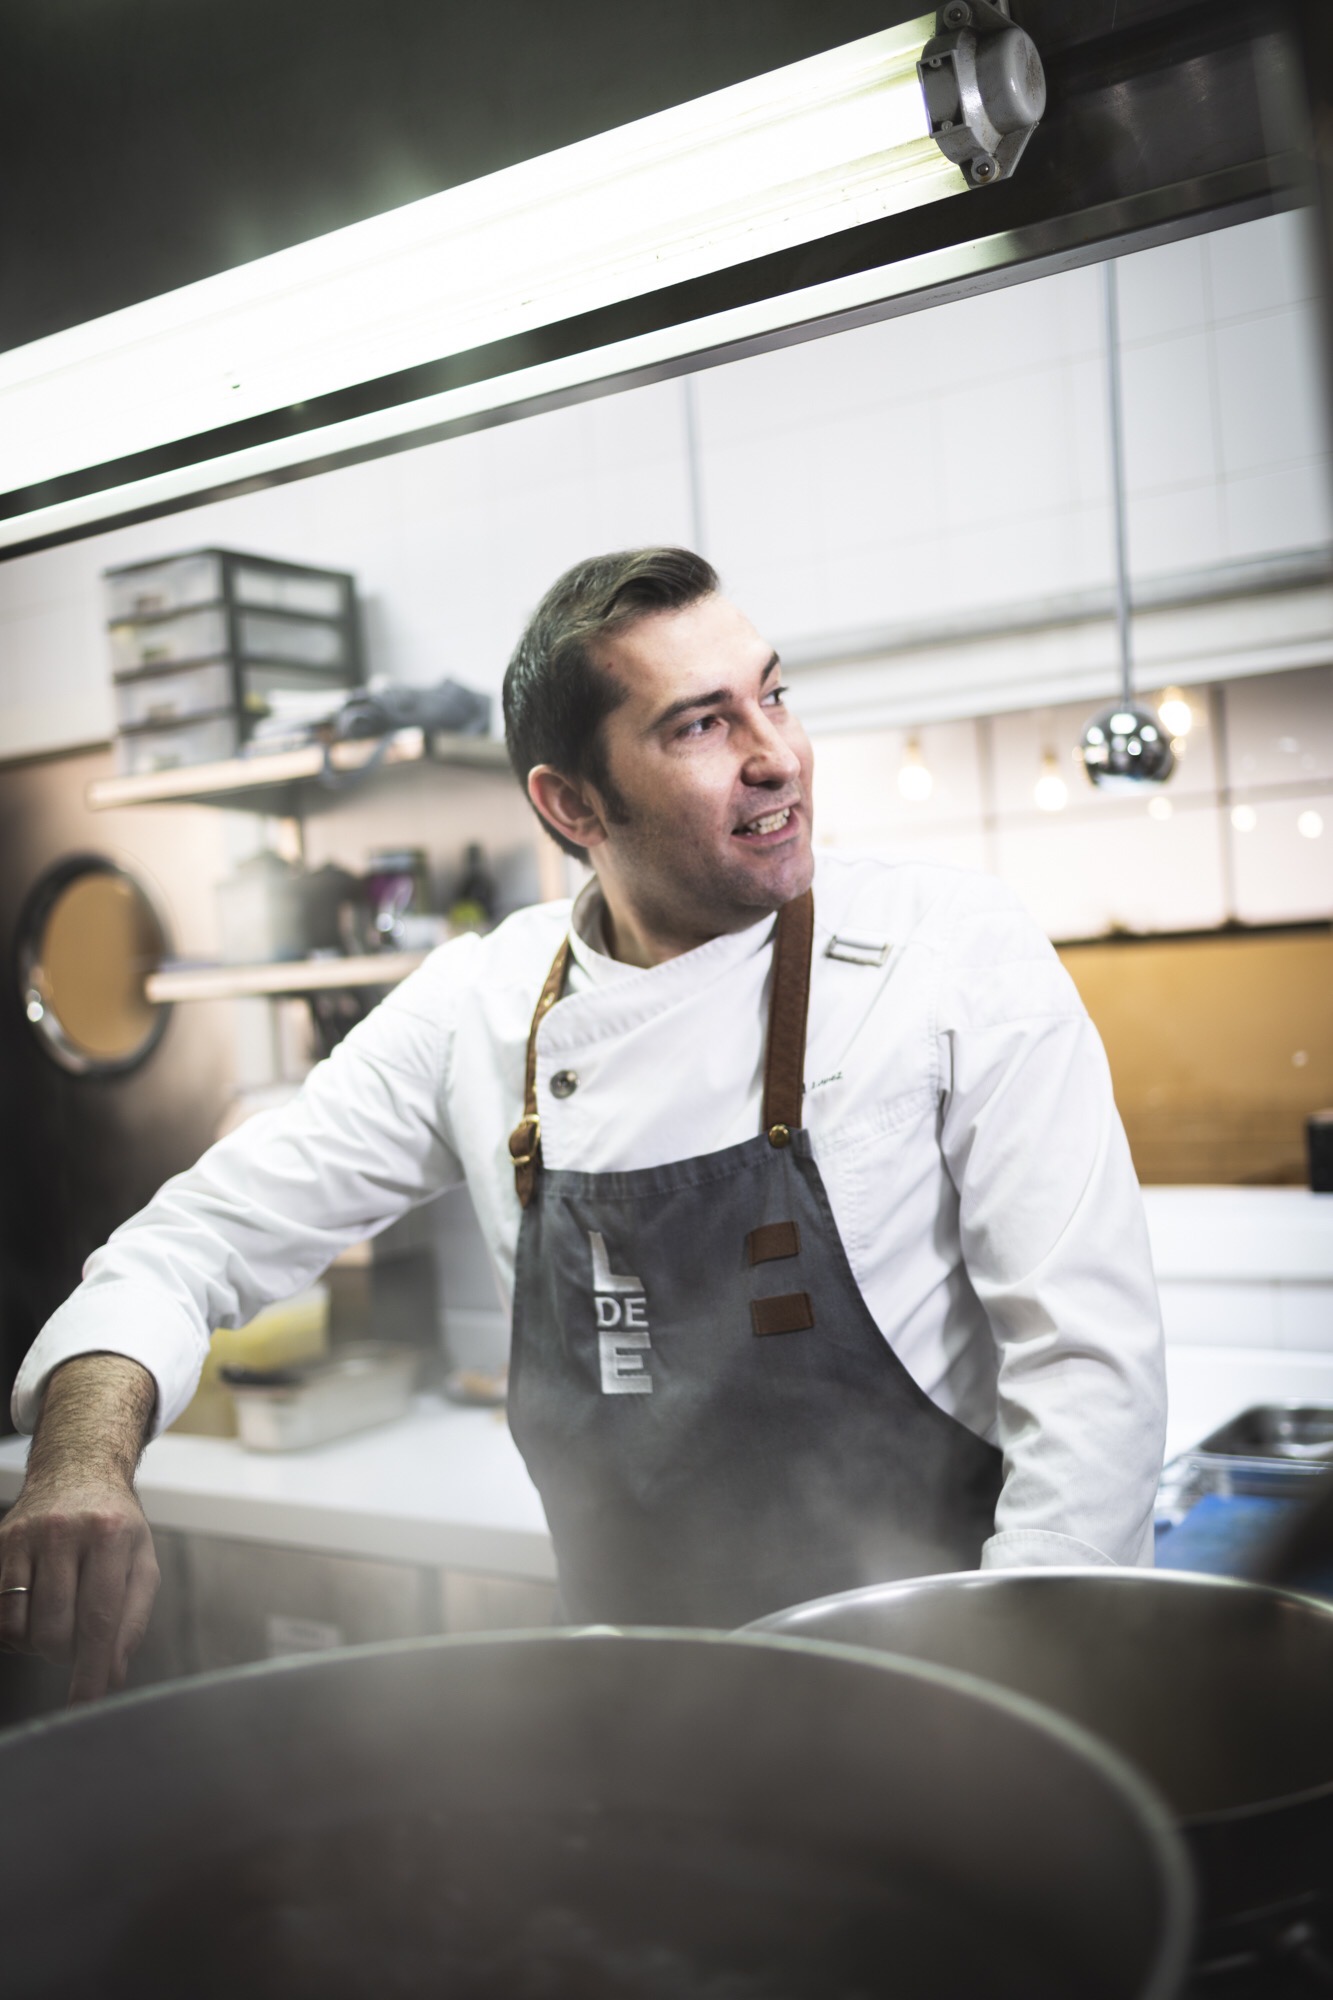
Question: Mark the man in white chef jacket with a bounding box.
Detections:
[0,548,1166,1698]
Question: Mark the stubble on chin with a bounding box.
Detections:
[599,798,815,954]
[696,830,815,931]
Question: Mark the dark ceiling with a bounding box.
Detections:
[0,0,925,355]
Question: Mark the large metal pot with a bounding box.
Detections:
[0,1629,1190,1999]
[751,1569,1333,1951]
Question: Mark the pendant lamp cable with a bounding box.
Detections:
[1103,259,1134,710]
[1078,258,1174,787]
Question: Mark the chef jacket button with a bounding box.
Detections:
[551,1069,579,1099]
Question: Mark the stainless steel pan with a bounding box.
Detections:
[751,1568,1333,1950]
[0,1628,1190,1999]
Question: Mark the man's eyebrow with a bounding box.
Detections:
[646,653,781,734]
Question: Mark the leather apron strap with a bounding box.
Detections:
[508,888,815,1206]
[507,934,571,1209]
[761,888,813,1148]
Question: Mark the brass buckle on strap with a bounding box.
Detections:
[508,1113,541,1167]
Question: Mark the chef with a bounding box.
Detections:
[0,547,1166,1700]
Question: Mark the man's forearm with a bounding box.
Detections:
[24,1353,157,1493]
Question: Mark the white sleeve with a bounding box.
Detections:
[937,888,1166,1569]
[11,944,471,1437]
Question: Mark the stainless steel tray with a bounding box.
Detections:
[1193,1402,1333,1463]
[1156,1450,1325,1533]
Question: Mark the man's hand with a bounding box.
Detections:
[0,1354,160,1704]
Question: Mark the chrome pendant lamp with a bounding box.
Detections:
[1079,261,1175,792]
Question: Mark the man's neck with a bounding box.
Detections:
[589,876,775,969]
[600,898,713,968]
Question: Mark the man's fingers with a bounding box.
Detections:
[0,1543,34,1653]
[110,1544,161,1692]
[66,1526,140,1706]
[25,1533,82,1667]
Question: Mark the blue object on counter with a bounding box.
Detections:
[1156,1493,1333,1600]
[1156,1493,1286,1572]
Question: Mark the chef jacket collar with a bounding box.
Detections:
[567,875,779,991]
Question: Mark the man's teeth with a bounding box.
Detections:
[738,807,792,836]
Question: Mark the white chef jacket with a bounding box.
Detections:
[14,848,1166,1569]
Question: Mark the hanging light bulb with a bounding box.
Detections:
[1033,750,1068,813]
[897,736,933,802]
[1157,688,1194,738]
[1079,262,1175,795]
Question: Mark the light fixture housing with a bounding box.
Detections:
[919,0,1047,188]
[1080,703,1176,793]
[0,9,1045,553]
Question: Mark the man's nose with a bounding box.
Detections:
[741,707,802,787]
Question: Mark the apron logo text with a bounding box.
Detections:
[589,1230,652,1396]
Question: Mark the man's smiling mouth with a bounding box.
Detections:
[734,805,794,838]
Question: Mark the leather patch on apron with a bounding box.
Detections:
[751,1291,815,1338]
[747,1220,800,1266]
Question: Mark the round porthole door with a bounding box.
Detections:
[17,854,171,1076]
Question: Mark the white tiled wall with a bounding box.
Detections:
[1229,786,1333,925]
[996,801,1232,940]
[1144,1188,1333,1370]
[1,211,1330,941]
[1227,665,1333,787]
[694,208,1332,641]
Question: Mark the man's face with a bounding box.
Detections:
[586,592,814,954]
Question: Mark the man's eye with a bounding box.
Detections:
[679,714,719,738]
[764,684,790,707]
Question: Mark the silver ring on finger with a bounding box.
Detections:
[0,1584,32,1595]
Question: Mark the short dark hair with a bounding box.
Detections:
[502,547,719,858]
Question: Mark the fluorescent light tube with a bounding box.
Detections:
[0,16,962,505]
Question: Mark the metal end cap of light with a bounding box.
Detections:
[920,1,1046,187]
[1079,703,1177,791]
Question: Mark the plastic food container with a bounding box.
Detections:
[215,850,308,963]
[236,611,349,667]
[113,660,236,729]
[241,663,358,717]
[115,712,242,775]
[172,1287,331,1439]
[109,607,229,672]
[233,563,348,619]
[104,553,353,624]
[223,1343,418,1452]
[103,553,224,622]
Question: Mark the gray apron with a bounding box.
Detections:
[506,890,1002,1628]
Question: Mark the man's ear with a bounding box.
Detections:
[527,766,608,852]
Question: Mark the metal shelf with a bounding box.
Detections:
[87,728,509,816]
[146,952,427,1003]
